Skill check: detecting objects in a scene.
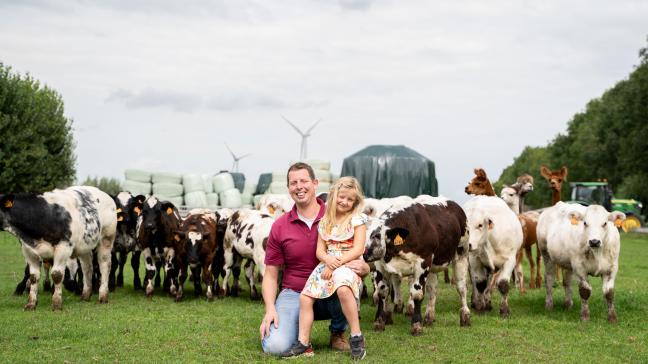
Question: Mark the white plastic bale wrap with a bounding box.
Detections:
[124,169,152,183]
[212,173,235,194]
[272,171,286,183]
[220,188,242,208]
[316,182,331,195]
[314,169,331,182]
[268,181,289,194]
[152,172,182,184]
[122,180,151,196]
[182,174,204,193]
[155,195,184,206]
[290,159,330,171]
[152,183,184,197]
[184,191,208,208]
[253,194,264,208]
[206,193,220,207]
[240,192,253,205]
[243,182,257,195]
[202,174,214,193]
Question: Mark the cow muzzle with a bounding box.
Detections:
[588,239,602,248]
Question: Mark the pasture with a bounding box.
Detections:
[1,231,647,363]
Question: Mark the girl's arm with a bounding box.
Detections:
[317,235,340,269]
[338,224,367,265]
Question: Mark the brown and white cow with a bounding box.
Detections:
[363,197,470,336]
[173,210,219,301]
[0,186,117,310]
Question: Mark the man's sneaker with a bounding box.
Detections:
[280,341,314,358]
[329,331,350,351]
[350,335,366,361]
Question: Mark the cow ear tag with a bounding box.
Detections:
[117,215,124,222]
[166,207,173,215]
[570,216,578,225]
[614,218,623,228]
[174,234,180,242]
[134,206,141,215]
[268,206,275,215]
[116,208,122,213]
[4,200,13,209]
[394,234,404,246]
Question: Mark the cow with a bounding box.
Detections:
[363,197,471,336]
[173,210,219,301]
[110,192,145,290]
[133,196,181,298]
[537,202,624,322]
[362,196,414,218]
[256,194,293,218]
[0,186,117,310]
[221,209,273,300]
[462,195,523,317]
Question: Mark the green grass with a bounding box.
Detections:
[1,232,647,363]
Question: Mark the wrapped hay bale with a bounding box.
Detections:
[202,174,214,193]
[243,181,257,195]
[156,195,183,206]
[230,172,246,193]
[316,182,331,195]
[122,180,151,196]
[124,169,152,183]
[268,181,289,194]
[314,169,331,183]
[184,191,208,208]
[153,183,183,197]
[240,192,253,206]
[271,170,286,183]
[291,159,330,171]
[152,172,182,184]
[212,173,235,194]
[255,173,272,195]
[253,194,264,208]
[220,188,242,208]
[206,193,220,207]
[182,174,204,193]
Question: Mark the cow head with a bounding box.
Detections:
[569,205,625,249]
[0,194,15,230]
[465,168,496,196]
[540,165,568,192]
[176,216,211,265]
[466,215,493,253]
[363,217,386,262]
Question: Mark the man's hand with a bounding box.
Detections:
[325,255,341,270]
[259,309,279,340]
[345,259,370,277]
[321,266,333,280]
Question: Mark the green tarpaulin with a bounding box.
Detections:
[340,145,438,199]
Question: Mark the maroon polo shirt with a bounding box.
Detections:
[264,198,326,292]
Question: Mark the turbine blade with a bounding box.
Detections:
[282,115,305,136]
[306,118,322,134]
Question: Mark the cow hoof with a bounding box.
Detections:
[581,314,590,322]
[564,300,573,309]
[385,311,394,325]
[406,305,414,316]
[175,295,183,302]
[545,301,554,310]
[373,318,385,331]
[52,299,62,311]
[410,323,423,336]
[81,291,91,302]
[460,311,471,327]
[608,312,618,324]
[423,314,435,326]
[169,286,177,295]
[99,293,109,304]
[499,305,510,318]
[484,301,493,311]
[394,303,404,314]
[24,302,37,311]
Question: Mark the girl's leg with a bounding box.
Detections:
[337,286,361,335]
[298,294,316,345]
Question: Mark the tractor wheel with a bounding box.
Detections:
[622,215,643,232]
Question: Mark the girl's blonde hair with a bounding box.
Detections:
[320,176,365,235]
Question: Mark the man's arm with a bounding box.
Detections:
[259,265,280,339]
[345,259,370,277]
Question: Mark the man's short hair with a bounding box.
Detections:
[286,162,316,186]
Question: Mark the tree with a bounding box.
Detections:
[81,176,122,196]
[0,63,76,193]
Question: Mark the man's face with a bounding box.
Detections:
[287,169,318,206]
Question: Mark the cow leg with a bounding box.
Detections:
[373,273,389,332]
[203,262,214,301]
[109,250,118,292]
[409,264,429,336]
[454,255,471,327]
[562,268,574,309]
[541,249,555,310]
[220,248,234,296]
[142,248,156,297]
[21,246,41,311]
[468,254,489,312]
[14,264,30,296]
[131,250,142,290]
[244,260,259,300]
[602,273,617,323]
[443,268,451,284]
[578,278,592,321]
[97,234,113,304]
[496,255,516,318]
[371,271,381,307]
[64,259,80,293]
[423,272,437,326]
[192,265,203,297]
[175,266,187,302]
[165,248,177,295]
[391,275,404,315]
[117,250,128,287]
[78,252,94,302]
[155,260,163,289]
[43,260,52,292]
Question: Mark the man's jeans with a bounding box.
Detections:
[261,289,347,354]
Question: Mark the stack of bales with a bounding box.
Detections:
[182,174,208,209]
[123,170,152,196]
[213,172,243,208]
[241,181,257,205]
[152,172,184,206]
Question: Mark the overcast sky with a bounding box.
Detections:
[1,0,647,203]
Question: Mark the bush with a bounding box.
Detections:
[81,176,122,196]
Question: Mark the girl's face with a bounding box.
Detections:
[336,187,357,215]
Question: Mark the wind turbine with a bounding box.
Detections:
[224,143,251,172]
[281,115,321,160]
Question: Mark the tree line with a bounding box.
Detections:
[495,40,648,214]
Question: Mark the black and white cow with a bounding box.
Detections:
[0,186,117,310]
[363,197,470,335]
[133,196,181,298]
[110,192,145,290]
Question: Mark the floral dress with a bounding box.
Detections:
[301,213,368,300]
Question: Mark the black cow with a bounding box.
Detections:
[109,192,145,291]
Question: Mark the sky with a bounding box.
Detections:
[1,0,647,204]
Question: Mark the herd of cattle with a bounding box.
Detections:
[0,165,626,336]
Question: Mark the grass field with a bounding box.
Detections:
[1,232,647,363]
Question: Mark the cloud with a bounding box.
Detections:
[106,88,202,113]
[338,0,375,11]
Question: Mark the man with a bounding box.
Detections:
[260,162,369,356]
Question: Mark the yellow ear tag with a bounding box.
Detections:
[174,234,180,242]
[570,216,578,225]
[134,206,141,215]
[166,207,173,215]
[116,208,122,213]
[4,200,13,209]
[268,206,275,215]
[117,216,124,222]
[394,234,404,246]
[614,218,622,228]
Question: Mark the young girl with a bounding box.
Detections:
[281,176,367,360]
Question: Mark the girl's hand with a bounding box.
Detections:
[321,267,333,280]
[325,256,341,270]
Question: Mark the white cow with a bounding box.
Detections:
[256,194,294,218]
[536,202,624,322]
[462,195,523,317]
[363,196,414,217]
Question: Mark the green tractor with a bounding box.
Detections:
[569,181,645,232]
